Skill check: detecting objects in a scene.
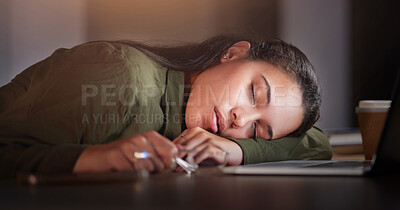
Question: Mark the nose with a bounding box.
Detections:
[231,107,258,128]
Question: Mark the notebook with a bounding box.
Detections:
[221,74,400,176]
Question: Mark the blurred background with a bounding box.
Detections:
[0,0,399,130]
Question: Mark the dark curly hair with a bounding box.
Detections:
[113,34,321,137]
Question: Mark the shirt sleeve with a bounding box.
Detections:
[0,137,88,179]
[0,42,134,179]
[228,127,333,164]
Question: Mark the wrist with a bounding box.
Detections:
[73,145,103,173]
[225,140,243,166]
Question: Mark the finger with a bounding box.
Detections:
[139,136,166,172]
[142,131,178,170]
[149,154,165,172]
[175,165,184,172]
[133,158,155,172]
[181,131,211,151]
[119,141,156,172]
[186,141,210,159]
[172,129,190,144]
[173,135,188,146]
[117,142,142,171]
[173,127,206,146]
[174,128,210,158]
[177,147,188,159]
[131,148,165,172]
[130,135,164,172]
[108,149,136,172]
[193,144,226,165]
[176,128,199,146]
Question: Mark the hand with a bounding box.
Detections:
[173,127,243,166]
[73,131,178,173]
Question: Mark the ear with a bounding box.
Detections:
[220,41,251,63]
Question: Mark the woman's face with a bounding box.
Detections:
[185,60,304,140]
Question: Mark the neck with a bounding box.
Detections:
[182,72,194,131]
[183,72,193,105]
[184,72,198,86]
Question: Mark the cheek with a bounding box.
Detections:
[186,85,203,107]
[271,107,304,138]
[216,84,249,108]
[191,83,244,108]
[184,106,204,128]
[185,91,204,127]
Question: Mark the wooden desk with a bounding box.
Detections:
[1,168,399,210]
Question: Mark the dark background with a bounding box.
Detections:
[0,0,399,129]
[352,0,400,124]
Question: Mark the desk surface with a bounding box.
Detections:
[1,168,399,210]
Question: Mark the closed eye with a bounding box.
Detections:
[250,84,257,139]
[251,83,255,105]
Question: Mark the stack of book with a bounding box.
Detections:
[323,128,364,160]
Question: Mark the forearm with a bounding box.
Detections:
[0,138,88,179]
[222,139,243,166]
[228,127,333,164]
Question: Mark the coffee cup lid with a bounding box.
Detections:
[356,107,390,113]
[359,100,391,108]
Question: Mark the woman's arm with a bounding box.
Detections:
[173,127,243,165]
[0,137,88,179]
[174,127,332,165]
[0,41,177,179]
[73,131,177,173]
[228,127,333,164]
[0,131,178,179]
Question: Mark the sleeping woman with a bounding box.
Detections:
[0,35,332,178]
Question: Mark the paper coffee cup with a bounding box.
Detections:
[356,100,391,160]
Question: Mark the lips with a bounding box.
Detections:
[214,107,226,133]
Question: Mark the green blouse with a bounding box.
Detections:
[0,42,332,179]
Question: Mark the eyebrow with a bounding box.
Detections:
[261,75,271,105]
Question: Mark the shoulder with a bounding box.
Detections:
[48,41,155,65]
[52,41,144,64]
[305,127,329,144]
[48,41,167,78]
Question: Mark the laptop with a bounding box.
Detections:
[221,75,400,176]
